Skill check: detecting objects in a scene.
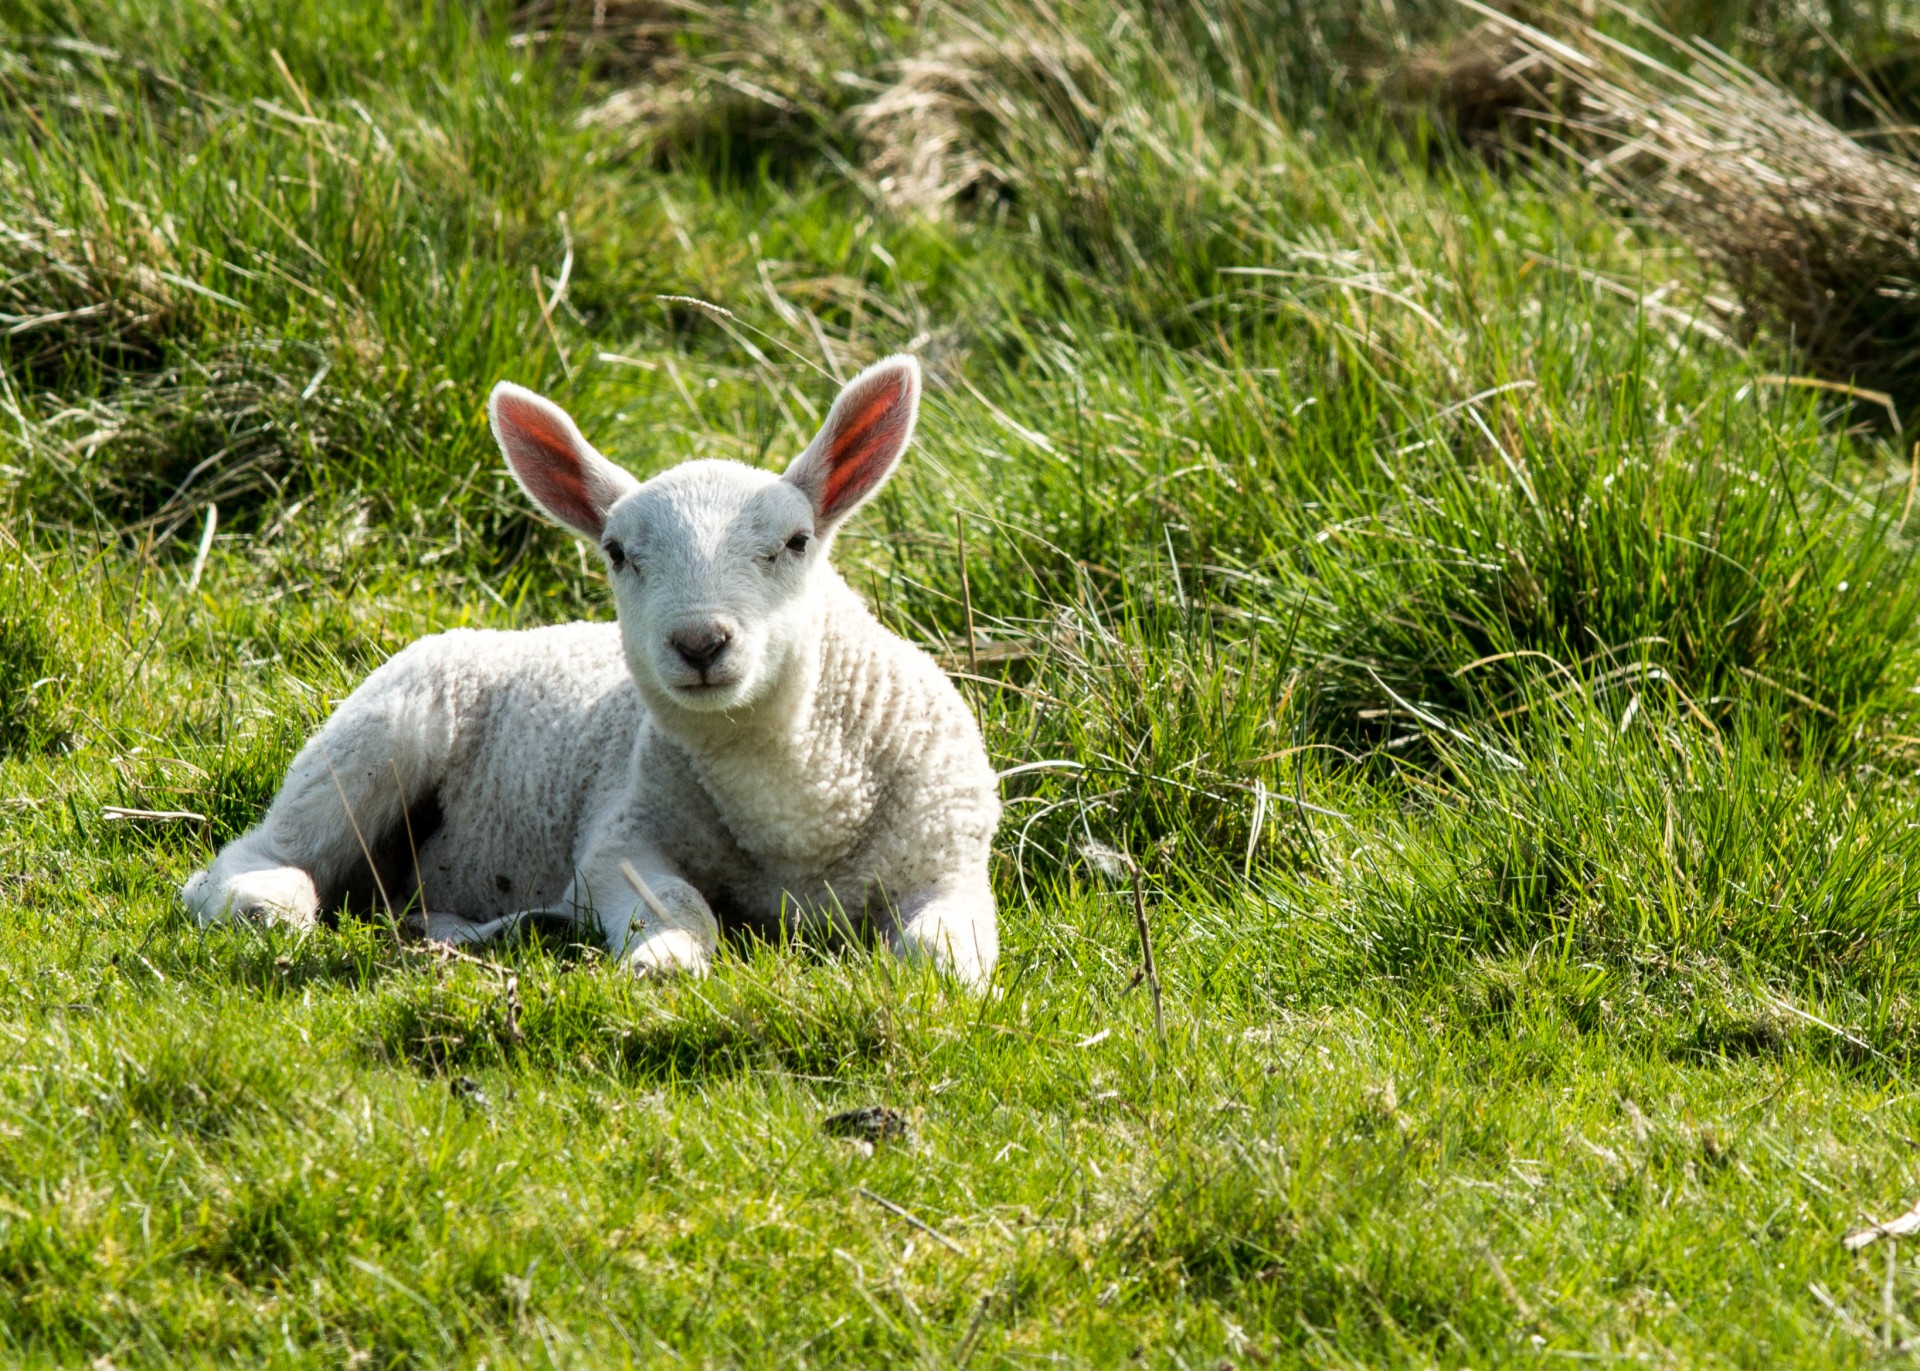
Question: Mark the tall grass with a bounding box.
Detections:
[3,0,1920,1364]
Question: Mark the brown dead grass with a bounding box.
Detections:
[507,0,687,80]
[1382,22,1575,155]
[564,4,852,168]
[538,3,1098,219]
[853,36,1099,216]
[1473,9,1920,409]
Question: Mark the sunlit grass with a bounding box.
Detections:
[3,0,1920,1364]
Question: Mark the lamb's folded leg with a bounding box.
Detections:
[565,852,719,977]
[887,876,998,990]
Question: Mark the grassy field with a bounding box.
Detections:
[9,0,1920,1364]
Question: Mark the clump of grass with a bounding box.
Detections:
[853,35,1099,217]
[1294,373,1920,750]
[1341,688,1920,995]
[1381,23,1571,157]
[0,166,191,384]
[0,19,573,546]
[972,586,1308,899]
[569,1,887,170]
[506,0,685,80]
[24,342,390,536]
[0,541,69,757]
[1488,10,1920,411]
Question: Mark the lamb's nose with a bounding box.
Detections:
[671,626,732,673]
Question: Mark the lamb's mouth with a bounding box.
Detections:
[666,675,747,707]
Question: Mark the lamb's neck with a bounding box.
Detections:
[656,584,883,872]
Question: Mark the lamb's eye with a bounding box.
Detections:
[785,532,810,554]
[603,539,626,570]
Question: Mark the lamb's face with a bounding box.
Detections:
[488,354,922,717]
[600,461,822,714]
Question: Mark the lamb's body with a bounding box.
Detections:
[184,356,1003,984]
[196,621,637,928]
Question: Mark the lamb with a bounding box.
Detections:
[179,355,1002,986]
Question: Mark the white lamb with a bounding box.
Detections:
[180,355,1002,986]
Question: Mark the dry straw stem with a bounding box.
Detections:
[1847,1197,1920,1251]
[1130,867,1165,1049]
[1081,841,1165,1049]
[1466,0,1920,405]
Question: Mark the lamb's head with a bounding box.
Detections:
[487,355,922,715]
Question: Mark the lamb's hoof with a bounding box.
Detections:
[888,937,994,993]
[182,865,320,931]
[887,925,990,990]
[623,929,712,979]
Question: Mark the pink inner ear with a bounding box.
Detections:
[819,373,911,520]
[496,392,599,534]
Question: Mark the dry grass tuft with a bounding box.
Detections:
[853,37,1099,216]
[575,73,827,168]
[553,1,884,168]
[572,32,845,166]
[507,0,688,80]
[0,190,191,381]
[1485,10,1920,409]
[556,7,1100,216]
[1382,23,1574,155]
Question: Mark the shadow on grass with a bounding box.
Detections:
[364,943,926,1087]
[145,915,405,997]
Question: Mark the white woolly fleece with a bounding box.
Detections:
[181,356,1003,986]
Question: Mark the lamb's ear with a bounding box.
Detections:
[488,382,638,541]
[783,354,921,530]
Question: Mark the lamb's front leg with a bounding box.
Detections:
[888,876,998,990]
[569,852,719,978]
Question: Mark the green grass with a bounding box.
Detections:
[8,0,1920,1364]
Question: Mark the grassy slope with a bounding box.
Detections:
[5,0,1920,1364]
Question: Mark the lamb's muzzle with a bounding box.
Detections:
[666,619,737,687]
[181,354,1003,987]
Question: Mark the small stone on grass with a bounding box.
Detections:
[823,1104,915,1148]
